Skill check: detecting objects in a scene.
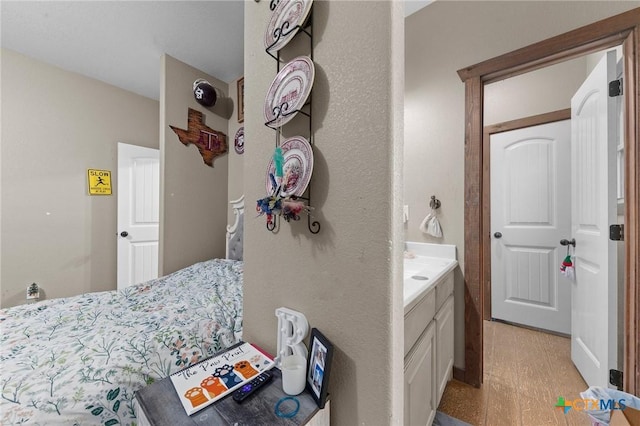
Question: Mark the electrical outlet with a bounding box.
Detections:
[26,283,40,300]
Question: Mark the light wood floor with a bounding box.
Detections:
[437,320,591,425]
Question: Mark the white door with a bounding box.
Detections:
[570,50,618,387]
[491,120,572,334]
[117,143,160,290]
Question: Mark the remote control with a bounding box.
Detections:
[232,370,274,403]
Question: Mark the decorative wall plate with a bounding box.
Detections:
[234,127,244,154]
[264,56,315,128]
[264,0,313,52]
[265,136,314,197]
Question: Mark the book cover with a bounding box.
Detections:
[169,341,274,415]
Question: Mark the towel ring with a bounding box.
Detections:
[430,196,441,210]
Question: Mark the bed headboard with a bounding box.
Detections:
[226,195,244,261]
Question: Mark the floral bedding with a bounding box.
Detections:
[0,259,243,425]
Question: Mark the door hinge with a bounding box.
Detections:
[609,78,623,97]
[610,369,623,389]
[610,224,624,241]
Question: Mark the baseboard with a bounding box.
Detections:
[453,367,465,382]
[490,318,570,339]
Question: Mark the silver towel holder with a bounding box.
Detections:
[430,196,441,210]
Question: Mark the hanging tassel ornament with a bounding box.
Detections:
[256,195,283,228]
[274,147,284,177]
[560,249,575,281]
[282,200,313,222]
[269,173,278,195]
[273,147,284,175]
[258,146,314,229]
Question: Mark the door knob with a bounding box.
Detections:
[560,238,575,247]
[120,231,129,238]
[494,232,502,238]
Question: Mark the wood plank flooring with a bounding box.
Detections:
[437,320,591,425]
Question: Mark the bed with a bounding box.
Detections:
[0,197,244,425]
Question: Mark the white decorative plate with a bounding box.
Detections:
[264,0,313,52]
[264,56,315,128]
[265,136,314,197]
[234,127,244,154]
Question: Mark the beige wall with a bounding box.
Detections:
[243,1,404,425]
[484,56,587,126]
[1,49,240,306]
[0,48,159,308]
[159,55,231,275]
[405,1,640,369]
[227,76,245,226]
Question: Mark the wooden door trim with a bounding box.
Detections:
[463,76,484,386]
[458,8,640,392]
[457,10,639,83]
[482,109,571,321]
[623,28,639,395]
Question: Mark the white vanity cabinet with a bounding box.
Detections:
[404,320,437,426]
[435,295,454,405]
[404,271,455,426]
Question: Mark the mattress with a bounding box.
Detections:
[0,258,243,425]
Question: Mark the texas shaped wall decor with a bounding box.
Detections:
[169,108,228,167]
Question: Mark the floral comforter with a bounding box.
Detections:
[0,259,243,425]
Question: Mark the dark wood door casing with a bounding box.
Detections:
[457,8,640,392]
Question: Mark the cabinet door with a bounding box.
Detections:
[404,321,436,426]
[435,295,454,405]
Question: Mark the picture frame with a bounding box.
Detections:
[306,328,333,409]
[237,77,244,123]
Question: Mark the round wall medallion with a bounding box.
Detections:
[234,127,245,154]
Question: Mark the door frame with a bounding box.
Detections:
[457,8,640,392]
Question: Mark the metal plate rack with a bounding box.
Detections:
[264,4,320,234]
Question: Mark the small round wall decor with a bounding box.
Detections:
[234,127,245,155]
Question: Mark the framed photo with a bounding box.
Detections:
[237,77,244,123]
[306,328,333,409]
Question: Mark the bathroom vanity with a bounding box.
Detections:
[403,243,457,426]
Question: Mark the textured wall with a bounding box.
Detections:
[0,48,159,308]
[405,1,640,369]
[159,55,230,275]
[242,1,404,424]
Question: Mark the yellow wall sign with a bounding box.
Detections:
[87,169,112,195]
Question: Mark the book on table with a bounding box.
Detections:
[169,341,275,415]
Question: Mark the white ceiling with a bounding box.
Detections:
[405,0,432,17]
[1,1,245,100]
[1,1,431,101]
